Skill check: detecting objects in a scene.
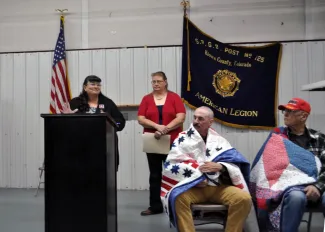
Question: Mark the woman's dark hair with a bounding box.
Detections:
[82,75,101,86]
[78,75,103,112]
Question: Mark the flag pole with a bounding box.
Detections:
[55,9,68,22]
[55,9,72,101]
[180,1,190,17]
[180,1,191,91]
[49,8,71,114]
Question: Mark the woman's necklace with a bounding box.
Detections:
[154,93,166,100]
[88,98,98,107]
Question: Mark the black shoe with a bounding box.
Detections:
[140,208,163,216]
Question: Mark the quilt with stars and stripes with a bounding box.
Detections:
[249,129,321,231]
[160,124,259,232]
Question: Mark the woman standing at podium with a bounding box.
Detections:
[138,71,186,216]
[61,75,126,170]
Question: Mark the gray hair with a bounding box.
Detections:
[196,106,214,119]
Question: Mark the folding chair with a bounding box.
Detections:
[34,162,44,197]
[302,205,324,232]
[191,203,228,229]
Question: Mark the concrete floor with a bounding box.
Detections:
[0,189,323,232]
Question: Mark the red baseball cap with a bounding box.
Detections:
[278,97,311,114]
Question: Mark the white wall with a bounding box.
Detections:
[0,42,325,189]
[0,0,325,52]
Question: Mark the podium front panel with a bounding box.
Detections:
[42,115,117,232]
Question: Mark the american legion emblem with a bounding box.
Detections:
[212,70,241,97]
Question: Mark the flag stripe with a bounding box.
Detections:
[162,175,179,186]
[161,182,173,192]
[162,180,174,187]
[54,65,67,103]
[57,61,68,102]
[62,60,71,100]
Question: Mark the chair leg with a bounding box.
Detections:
[307,212,313,232]
[34,168,44,197]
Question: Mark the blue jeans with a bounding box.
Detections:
[281,190,325,232]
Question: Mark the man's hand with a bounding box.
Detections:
[195,179,208,188]
[304,185,321,202]
[199,162,223,173]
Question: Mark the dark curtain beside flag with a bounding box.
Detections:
[181,17,282,129]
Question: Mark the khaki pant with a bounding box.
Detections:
[175,185,251,232]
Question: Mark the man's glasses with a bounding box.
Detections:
[151,80,164,84]
[281,109,299,114]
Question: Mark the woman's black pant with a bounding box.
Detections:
[146,153,167,212]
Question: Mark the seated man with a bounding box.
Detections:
[161,106,257,232]
[250,97,325,232]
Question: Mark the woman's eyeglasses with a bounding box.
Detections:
[88,82,101,87]
[151,80,164,84]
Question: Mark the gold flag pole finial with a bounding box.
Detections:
[180,1,190,17]
[55,9,68,17]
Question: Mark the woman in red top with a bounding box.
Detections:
[138,71,186,216]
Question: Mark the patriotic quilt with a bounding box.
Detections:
[161,124,260,232]
[249,127,321,231]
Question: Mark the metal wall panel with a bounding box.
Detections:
[25,53,39,188]
[12,54,26,188]
[105,50,120,103]
[0,54,14,187]
[37,52,52,190]
[133,48,150,190]
[1,42,325,189]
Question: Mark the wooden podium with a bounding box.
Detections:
[41,113,118,232]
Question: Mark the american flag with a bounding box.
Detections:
[49,16,71,114]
